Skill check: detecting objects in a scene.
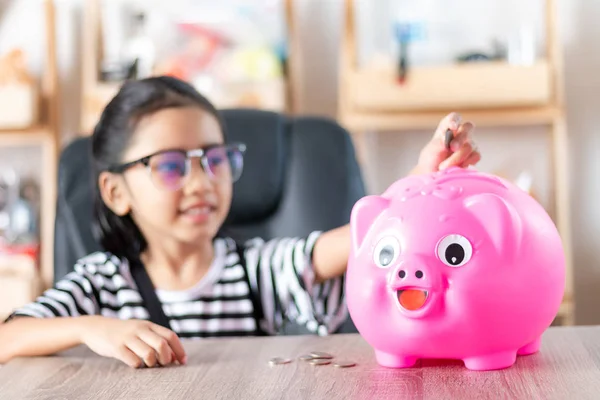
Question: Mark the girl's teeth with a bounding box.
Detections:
[187,207,210,214]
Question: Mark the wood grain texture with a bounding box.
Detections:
[1,326,600,400]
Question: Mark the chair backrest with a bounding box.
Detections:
[54,109,365,333]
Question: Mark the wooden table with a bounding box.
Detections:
[1,326,600,399]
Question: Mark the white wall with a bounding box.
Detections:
[1,0,599,324]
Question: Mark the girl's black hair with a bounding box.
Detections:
[91,75,226,262]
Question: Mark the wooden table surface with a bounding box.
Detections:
[1,326,600,400]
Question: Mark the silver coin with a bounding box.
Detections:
[310,351,333,359]
[333,361,357,368]
[269,357,292,366]
[309,359,331,366]
[298,354,315,361]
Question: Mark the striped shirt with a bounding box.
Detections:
[7,232,348,338]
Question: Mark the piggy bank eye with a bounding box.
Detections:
[437,234,473,267]
[373,236,400,268]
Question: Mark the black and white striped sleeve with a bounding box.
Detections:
[5,263,101,320]
[243,231,348,336]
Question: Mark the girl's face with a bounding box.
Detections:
[103,106,233,247]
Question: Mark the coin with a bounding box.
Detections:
[310,351,333,359]
[333,361,357,368]
[269,357,292,366]
[309,359,331,366]
[444,129,453,150]
[298,354,315,361]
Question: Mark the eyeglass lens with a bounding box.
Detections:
[148,145,244,191]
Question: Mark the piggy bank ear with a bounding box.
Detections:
[350,195,390,251]
[464,193,522,257]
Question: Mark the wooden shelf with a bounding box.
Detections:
[80,0,300,135]
[0,126,54,147]
[339,0,575,325]
[551,294,575,325]
[348,61,552,113]
[81,81,120,134]
[0,253,43,320]
[340,106,563,132]
[0,0,59,299]
[81,78,290,135]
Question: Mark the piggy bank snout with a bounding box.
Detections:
[389,260,440,290]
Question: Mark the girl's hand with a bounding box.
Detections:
[413,112,481,175]
[79,316,187,368]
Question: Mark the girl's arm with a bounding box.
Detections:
[312,113,480,283]
[0,316,87,363]
[0,257,186,367]
[0,316,186,367]
[0,262,103,363]
[311,224,351,284]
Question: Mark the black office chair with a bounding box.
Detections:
[54,109,366,334]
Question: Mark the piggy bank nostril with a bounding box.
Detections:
[415,270,424,279]
[398,270,406,279]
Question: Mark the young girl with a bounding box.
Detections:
[0,76,479,368]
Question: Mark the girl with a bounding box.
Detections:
[0,76,479,368]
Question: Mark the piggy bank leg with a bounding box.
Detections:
[375,351,417,368]
[463,351,517,371]
[517,337,542,356]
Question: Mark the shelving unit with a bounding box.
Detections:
[338,0,574,325]
[0,0,59,313]
[80,0,299,135]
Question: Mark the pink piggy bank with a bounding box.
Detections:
[346,167,565,371]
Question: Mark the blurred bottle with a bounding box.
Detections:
[100,1,127,81]
[507,27,536,66]
[391,0,432,66]
[122,11,156,79]
[506,0,539,66]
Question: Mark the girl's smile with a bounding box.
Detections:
[178,200,218,224]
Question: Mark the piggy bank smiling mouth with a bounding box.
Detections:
[390,282,438,318]
[397,288,430,311]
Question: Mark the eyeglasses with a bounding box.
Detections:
[108,143,246,191]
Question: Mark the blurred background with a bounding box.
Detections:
[0,0,596,326]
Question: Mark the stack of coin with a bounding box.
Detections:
[297,351,356,368]
[268,351,357,368]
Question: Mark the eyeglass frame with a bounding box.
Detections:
[106,142,247,184]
